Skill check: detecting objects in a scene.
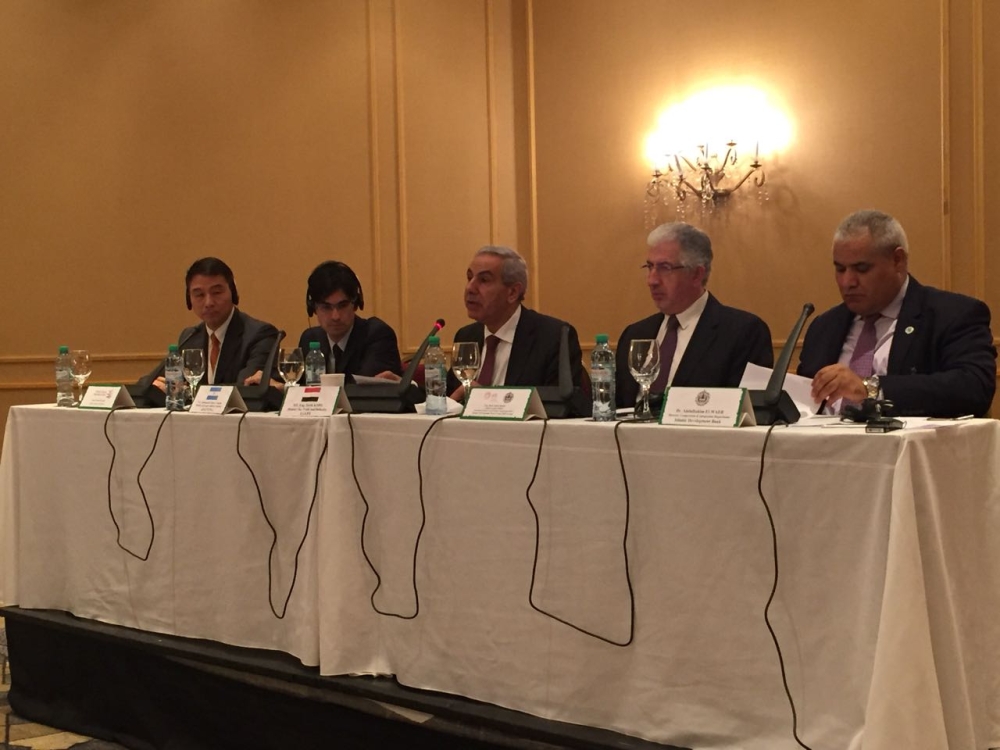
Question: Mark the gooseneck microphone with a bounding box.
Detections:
[762,303,814,407]
[750,302,815,425]
[396,319,445,395]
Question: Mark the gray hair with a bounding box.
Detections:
[834,209,909,255]
[475,245,528,301]
[646,222,713,282]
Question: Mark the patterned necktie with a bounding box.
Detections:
[209,332,221,375]
[849,314,880,378]
[651,315,680,393]
[841,314,880,413]
[477,335,500,386]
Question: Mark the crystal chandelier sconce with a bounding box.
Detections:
[644,140,767,225]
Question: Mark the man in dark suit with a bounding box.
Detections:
[447,246,583,398]
[798,209,996,417]
[138,257,279,397]
[616,222,773,409]
[296,261,402,381]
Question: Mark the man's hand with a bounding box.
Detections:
[243,370,285,390]
[152,376,166,393]
[810,364,867,404]
[373,371,402,382]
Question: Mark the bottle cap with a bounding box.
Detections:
[428,336,440,346]
[58,345,69,354]
[595,333,609,344]
[309,341,321,349]
[168,344,179,352]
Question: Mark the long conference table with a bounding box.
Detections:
[2,404,999,750]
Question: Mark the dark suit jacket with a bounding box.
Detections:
[797,276,996,417]
[615,293,774,408]
[297,316,402,381]
[447,306,584,393]
[138,309,280,389]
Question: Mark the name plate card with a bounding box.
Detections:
[462,387,546,421]
[189,385,248,415]
[660,387,756,427]
[79,385,136,410]
[279,385,351,418]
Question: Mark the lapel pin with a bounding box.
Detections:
[904,326,915,334]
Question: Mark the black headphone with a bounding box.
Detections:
[305,261,364,317]
[185,257,239,310]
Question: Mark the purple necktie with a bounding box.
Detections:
[477,335,500,386]
[841,314,880,412]
[848,314,880,378]
[651,315,680,393]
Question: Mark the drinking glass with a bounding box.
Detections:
[182,348,206,406]
[627,339,661,421]
[451,341,480,405]
[278,348,304,389]
[70,349,92,406]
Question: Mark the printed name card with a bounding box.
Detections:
[279,385,351,418]
[189,385,248,415]
[79,385,136,410]
[462,387,546,421]
[659,387,756,427]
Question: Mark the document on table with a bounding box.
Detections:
[738,363,822,418]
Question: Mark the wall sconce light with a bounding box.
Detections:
[642,85,792,226]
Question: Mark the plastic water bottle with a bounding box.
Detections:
[55,345,75,407]
[164,344,186,411]
[424,335,448,415]
[305,341,325,385]
[591,334,615,422]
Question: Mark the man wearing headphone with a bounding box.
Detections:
[138,257,279,395]
[297,261,402,381]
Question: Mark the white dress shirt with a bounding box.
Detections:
[206,307,235,385]
[655,290,709,387]
[482,305,522,386]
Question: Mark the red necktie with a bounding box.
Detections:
[477,335,500,386]
[209,332,221,373]
[651,315,679,392]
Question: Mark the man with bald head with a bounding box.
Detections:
[798,209,996,417]
[616,221,773,409]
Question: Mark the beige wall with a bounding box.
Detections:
[2,0,998,439]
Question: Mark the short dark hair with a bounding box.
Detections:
[185,257,238,309]
[306,261,364,316]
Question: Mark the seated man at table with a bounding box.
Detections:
[137,257,280,397]
[446,245,584,399]
[297,260,402,381]
[798,209,996,417]
[616,222,773,408]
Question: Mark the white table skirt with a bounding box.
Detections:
[3,405,998,749]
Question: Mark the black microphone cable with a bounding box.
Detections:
[757,421,815,750]
[524,418,636,647]
[236,411,328,620]
[347,411,460,619]
[103,406,165,561]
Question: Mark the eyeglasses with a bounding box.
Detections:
[316,299,355,314]
[640,261,689,276]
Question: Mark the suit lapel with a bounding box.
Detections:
[339,317,368,375]
[672,294,719,385]
[215,311,244,383]
[505,309,536,386]
[887,278,924,374]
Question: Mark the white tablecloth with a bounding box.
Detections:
[3,405,999,749]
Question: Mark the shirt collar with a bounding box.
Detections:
[207,307,236,343]
[487,304,522,344]
[327,324,354,352]
[859,275,909,322]
[673,290,709,329]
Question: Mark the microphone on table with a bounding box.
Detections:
[750,302,815,425]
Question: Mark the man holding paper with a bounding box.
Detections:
[798,209,996,417]
[447,245,584,399]
[616,222,773,409]
[138,257,279,395]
